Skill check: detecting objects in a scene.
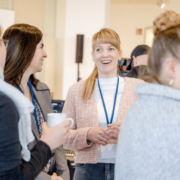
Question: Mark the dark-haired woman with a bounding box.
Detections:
[3,24,69,180]
[0,28,71,179]
[116,10,180,180]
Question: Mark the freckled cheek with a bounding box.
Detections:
[97,54,103,61]
[94,56,101,62]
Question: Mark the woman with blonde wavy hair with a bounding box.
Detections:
[63,28,143,180]
[115,10,180,180]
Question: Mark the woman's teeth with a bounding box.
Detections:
[102,61,111,64]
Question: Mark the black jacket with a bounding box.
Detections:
[125,65,148,79]
[0,92,52,180]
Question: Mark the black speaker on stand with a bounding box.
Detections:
[75,34,84,82]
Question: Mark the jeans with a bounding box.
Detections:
[73,163,114,180]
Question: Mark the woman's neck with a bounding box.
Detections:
[20,70,32,100]
[21,71,31,88]
[98,71,117,79]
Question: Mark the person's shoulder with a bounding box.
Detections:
[0,92,17,112]
[68,80,85,90]
[36,81,49,90]
[0,92,13,105]
[124,77,145,85]
[65,80,86,99]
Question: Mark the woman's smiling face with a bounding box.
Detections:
[29,38,47,74]
[92,43,121,78]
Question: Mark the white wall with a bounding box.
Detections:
[43,0,56,36]
[110,3,164,58]
[0,8,14,34]
[36,0,67,100]
[12,0,60,99]
[13,0,44,31]
[62,0,111,99]
[53,0,66,99]
[110,0,180,58]
[0,0,12,9]
[43,35,56,98]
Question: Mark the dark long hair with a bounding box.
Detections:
[3,24,42,88]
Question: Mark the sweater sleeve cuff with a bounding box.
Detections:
[38,140,53,157]
[82,127,93,148]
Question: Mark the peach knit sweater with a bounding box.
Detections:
[63,77,144,164]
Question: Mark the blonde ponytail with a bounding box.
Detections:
[82,66,98,103]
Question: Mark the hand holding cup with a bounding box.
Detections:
[40,120,71,150]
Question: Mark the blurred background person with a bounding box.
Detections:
[116,10,180,180]
[3,24,70,180]
[63,28,144,180]
[0,27,71,180]
[125,44,150,79]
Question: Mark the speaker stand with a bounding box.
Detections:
[77,63,81,82]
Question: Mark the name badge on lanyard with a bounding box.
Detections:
[97,76,119,159]
[18,78,40,132]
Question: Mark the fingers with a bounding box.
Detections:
[101,128,108,135]
[98,137,107,146]
[52,172,57,176]
[102,128,109,134]
[59,120,71,128]
[108,131,119,139]
[109,134,118,139]
[99,141,107,146]
[54,123,69,134]
[51,176,63,180]
[106,127,119,135]
[105,128,119,143]
[109,129,119,135]
[100,136,108,143]
[106,128,119,144]
[100,128,111,139]
[107,138,118,144]
[108,122,121,128]
[99,131,110,141]
[53,122,70,141]
[109,126,120,131]
[101,133,110,140]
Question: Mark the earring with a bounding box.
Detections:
[169,79,173,86]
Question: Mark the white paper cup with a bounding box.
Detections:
[47,113,74,128]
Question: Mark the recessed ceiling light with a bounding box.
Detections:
[157,0,165,9]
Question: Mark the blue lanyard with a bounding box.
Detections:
[18,79,39,132]
[97,77,119,125]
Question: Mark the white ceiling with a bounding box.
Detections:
[111,0,170,4]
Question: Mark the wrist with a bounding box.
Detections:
[40,137,53,151]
